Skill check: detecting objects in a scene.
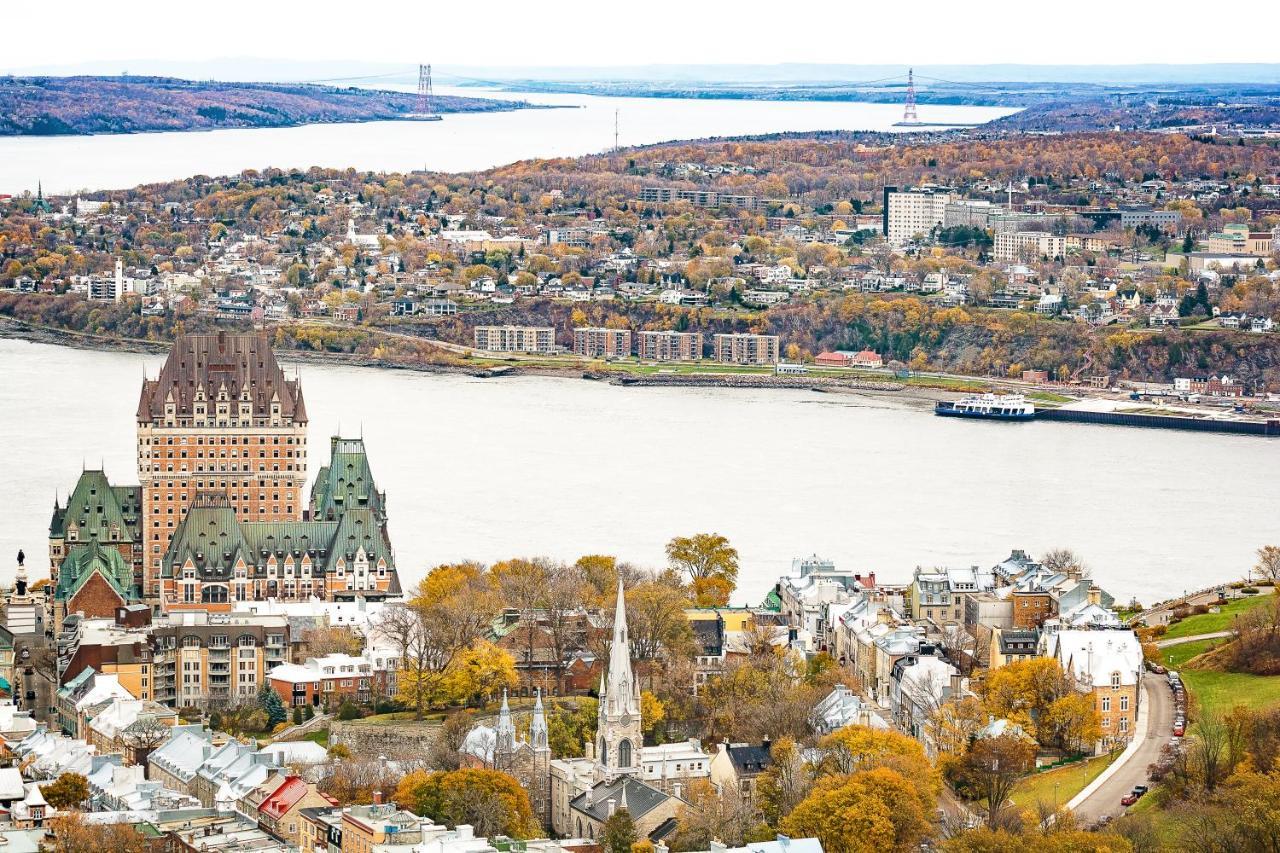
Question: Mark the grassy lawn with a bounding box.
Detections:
[1026,391,1075,404]
[1010,753,1117,811]
[303,728,330,748]
[1163,592,1273,639]
[1160,637,1224,670]
[1181,668,1280,715]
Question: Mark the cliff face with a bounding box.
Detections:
[0,76,528,136]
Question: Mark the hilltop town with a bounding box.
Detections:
[0,329,1277,853]
[2,132,1280,401]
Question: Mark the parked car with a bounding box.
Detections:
[1174,722,1185,736]
[1133,785,1149,797]
[1121,792,1139,806]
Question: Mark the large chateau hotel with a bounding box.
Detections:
[48,331,400,626]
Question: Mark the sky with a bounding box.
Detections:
[7,0,1280,71]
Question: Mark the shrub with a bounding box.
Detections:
[1242,587,1260,595]
[336,701,363,721]
[293,707,304,726]
[1190,604,1210,616]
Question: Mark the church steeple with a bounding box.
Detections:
[531,688,548,751]
[596,579,642,782]
[496,688,516,754]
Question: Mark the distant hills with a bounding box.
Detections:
[8,59,1280,87]
[0,76,528,136]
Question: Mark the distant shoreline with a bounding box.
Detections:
[0,75,543,138]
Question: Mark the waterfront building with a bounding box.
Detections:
[50,332,401,622]
[636,331,702,362]
[713,333,780,365]
[473,326,556,354]
[572,327,632,359]
[136,331,308,597]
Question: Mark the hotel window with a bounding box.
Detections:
[1120,695,1129,712]
[1101,696,1110,712]
[1111,671,1121,689]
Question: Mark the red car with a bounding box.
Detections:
[1121,792,1139,806]
[1173,723,1185,736]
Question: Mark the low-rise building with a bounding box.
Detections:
[637,331,702,362]
[572,327,632,359]
[713,333,780,365]
[473,326,556,354]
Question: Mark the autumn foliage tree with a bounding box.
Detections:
[781,767,935,853]
[666,533,739,607]
[393,768,537,838]
[41,773,89,809]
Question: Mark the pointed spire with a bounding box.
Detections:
[531,688,548,751]
[604,579,639,716]
[495,688,515,753]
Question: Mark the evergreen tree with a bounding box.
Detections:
[259,685,288,727]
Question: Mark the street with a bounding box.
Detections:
[1071,677,1175,824]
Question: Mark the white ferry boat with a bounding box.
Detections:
[935,393,1036,421]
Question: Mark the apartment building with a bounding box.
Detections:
[993,231,1067,262]
[638,188,761,211]
[714,333,780,365]
[883,186,954,245]
[637,330,703,362]
[473,326,556,354]
[572,327,632,358]
[149,611,289,706]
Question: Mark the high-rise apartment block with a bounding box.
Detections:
[883,186,955,245]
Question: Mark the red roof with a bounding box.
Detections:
[260,776,308,820]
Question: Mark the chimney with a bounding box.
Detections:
[672,782,682,800]
[717,741,728,756]
[372,790,384,805]
[776,835,791,848]
[456,826,474,840]
[654,843,669,853]
[607,798,617,817]
[584,740,594,761]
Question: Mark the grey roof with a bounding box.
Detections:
[725,742,772,775]
[571,777,673,822]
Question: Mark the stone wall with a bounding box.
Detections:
[329,718,443,758]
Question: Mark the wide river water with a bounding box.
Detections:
[1,338,1275,606]
[0,87,1016,195]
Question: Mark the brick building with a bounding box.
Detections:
[636,330,703,362]
[572,327,632,359]
[713,333,780,365]
[136,332,308,597]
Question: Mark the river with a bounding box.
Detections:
[1,337,1274,606]
[0,87,1016,195]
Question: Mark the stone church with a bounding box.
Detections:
[546,581,711,840]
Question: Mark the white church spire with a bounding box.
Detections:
[531,688,548,751]
[605,578,640,716]
[496,688,515,753]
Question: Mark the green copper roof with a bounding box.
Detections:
[309,437,386,522]
[56,540,137,603]
[51,470,140,544]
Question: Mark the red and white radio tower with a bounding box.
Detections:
[903,68,918,123]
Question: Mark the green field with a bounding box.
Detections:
[1163,592,1273,639]
[1009,753,1117,811]
[1182,668,1280,715]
